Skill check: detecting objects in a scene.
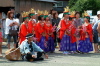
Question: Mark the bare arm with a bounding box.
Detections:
[97,22,100,33]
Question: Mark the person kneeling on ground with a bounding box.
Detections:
[20,33,48,62]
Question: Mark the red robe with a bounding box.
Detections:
[69,21,77,43]
[36,22,46,42]
[59,19,70,39]
[44,22,54,40]
[79,24,93,42]
[19,23,29,44]
[28,20,37,34]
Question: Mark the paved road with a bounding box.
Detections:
[0,42,100,66]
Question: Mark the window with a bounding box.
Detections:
[53,1,63,7]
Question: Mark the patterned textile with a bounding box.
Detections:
[78,38,93,53]
[60,35,70,51]
[37,36,48,52]
[47,37,55,52]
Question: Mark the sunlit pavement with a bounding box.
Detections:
[0,42,100,66]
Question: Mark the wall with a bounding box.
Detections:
[14,0,53,13]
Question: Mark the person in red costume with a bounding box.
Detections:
[36,11,48,52]
[68,11,77,54]
[78,11,93,53]
[28,8,37,34]
[59,6,71,54]
[19,12,29,44]
[44,10,55,52]
[28,8,37,43]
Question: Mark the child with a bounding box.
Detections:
[78,11,93,53]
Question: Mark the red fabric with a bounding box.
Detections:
[28,20,37,34]
[69,21,77,43]
[36,22,46,42]
[44,22,54,40]
[79,24,93,42]
[19,23,29,44]
[59,19,70,39]
[0,32,3,42]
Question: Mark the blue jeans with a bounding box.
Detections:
[6,34,17,44]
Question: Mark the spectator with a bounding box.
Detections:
[49,9,57,19]
[5,11,19,49]
[74,12,83,28]
[9,8,15,18]
[52,13,61,48]
[74,12,83,53]
[92,12,100,53]
[15,13,20,48]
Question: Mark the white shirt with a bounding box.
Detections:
[33,19,36,23]
[5,18,19,34]
[14,18,20,29]
[92,17,98,24]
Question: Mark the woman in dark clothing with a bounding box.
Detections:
[52,13,61,48]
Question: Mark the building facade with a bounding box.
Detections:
[53,0,69,13]
[14,0,56,13]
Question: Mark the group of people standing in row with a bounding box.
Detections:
[0,6,100,58]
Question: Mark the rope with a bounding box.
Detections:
[4,46,20,57]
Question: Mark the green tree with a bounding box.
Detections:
[68,0,100,15]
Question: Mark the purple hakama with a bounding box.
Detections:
[47,37,55,52]
[78,38,93,53]
[37,36,48,52]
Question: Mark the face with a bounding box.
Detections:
[64,14,69,18]
[10,13,14,18]
[84,18,88,22]
[25,18,29,23]
[75,13,80,18]
[41,17,44,21]
[46,17,49,21]
[55,13,58,18]
[28,37,33,41]
[98,14,100,18]
[72,17,75,21]
[52,10,55,14]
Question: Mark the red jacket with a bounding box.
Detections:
[44,22,54,40]
[19,23,29,44]
[79,24,93,42]
[28,20,37,34]
[36,22,46,42]
[69,21,77,43]
[59,19,70,39]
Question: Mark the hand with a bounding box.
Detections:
[32,55,36,58]
[44,54,48,59]
[13,22,18,25]
[42,33,46,36]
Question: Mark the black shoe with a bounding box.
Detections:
[34,57,44,61]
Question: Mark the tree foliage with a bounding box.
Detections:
[68,0,100,15]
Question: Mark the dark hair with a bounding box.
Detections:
[38,16,43,21]
[75,12,80,16]
[69,17,75,21]
[85,17,90,23]
[15,13,20,18]
[53,13,58,18]
[63,14,69,17]
[49,9,55,14]
[69,17,72,20]
[7,11,14,19]
[44,17,50,21]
